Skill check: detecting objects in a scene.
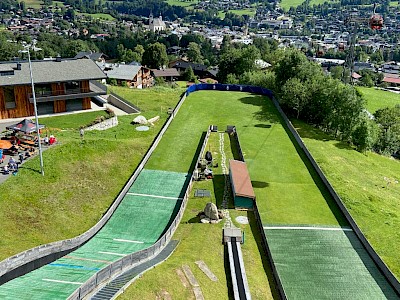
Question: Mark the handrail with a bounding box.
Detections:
[0,92,188,284]
[1,84,398,298]
[68,125,213,299]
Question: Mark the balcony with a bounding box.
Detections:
[28,81,107,103]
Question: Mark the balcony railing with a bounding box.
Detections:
[28,81,107,103]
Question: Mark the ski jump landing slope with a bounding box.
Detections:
[0,169,189,299]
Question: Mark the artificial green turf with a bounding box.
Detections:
[119,131,276,300]
[0,170,187,299]
[265,227,399,299]
[0,87,183,260]
[293,119,400,279]
[357,86,400,113]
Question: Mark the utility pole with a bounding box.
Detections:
[23,46,45,176]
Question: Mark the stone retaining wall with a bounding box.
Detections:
[85,116,118,131]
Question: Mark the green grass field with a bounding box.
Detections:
[390,1,400,7]
[293,119,400,278]
[357,87,400,113]
[119,131,276,300]
[165,0,198,7]
[24,0,43,9]
[121,90,400,298]
[0,87,183,261]
[110,86,185,117]
[280,0,338,10]
[147,91,344,225]
[218,8,256,19]
[1,87,399,297]
[79,13,116,21]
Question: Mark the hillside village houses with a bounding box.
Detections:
[1,2,400,90]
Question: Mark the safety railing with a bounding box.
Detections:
[68,120,212,299]
[1,84,398,298]
[0,88,188,284]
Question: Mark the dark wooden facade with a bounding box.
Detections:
[0,80,92,119]
[0,85,34,119]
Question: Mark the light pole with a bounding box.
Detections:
[21,46,44,176]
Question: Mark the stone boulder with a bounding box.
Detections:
[204,202,219,220]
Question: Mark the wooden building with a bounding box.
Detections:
[151,68,181,82]
[97,62,153,89]
[229,160,256,210]
[0,59,107,119]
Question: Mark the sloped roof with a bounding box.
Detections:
[151,68,180,77]
[97,62,141,80]
[229,160,255,199]
[383,77,400,84]
[0,59,106,86]
[74,51,106,61]
[171,61,208,71]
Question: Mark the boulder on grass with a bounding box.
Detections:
[132,115,147,125]
[204,202,219,220]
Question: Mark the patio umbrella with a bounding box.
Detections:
[0,140,12,149]
[6,119,45,133]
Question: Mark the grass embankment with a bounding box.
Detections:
[121,90,343,299]
[147,91,344,225]
[0,87,184,261]
[120,132,275,299]
[357,86,400,113]
[294,119,400,278]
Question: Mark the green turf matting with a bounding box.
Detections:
[0,169,189,300]
[264,225,399,299]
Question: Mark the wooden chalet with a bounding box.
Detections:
[97,62,153,88]
[169,59,217,79]
[151,68,181,82]
[0,58,107,119]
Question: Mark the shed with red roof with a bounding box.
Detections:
[229,160,255,210]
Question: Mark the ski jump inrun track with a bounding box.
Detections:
[0,84,399,300]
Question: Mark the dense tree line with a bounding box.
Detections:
[273,49,398,155]
[216,45,398,156]
[0,0,18,10]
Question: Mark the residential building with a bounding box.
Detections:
[151,68,181,82]
[97,62,153,88]
[74,51,108,63]
[169,60,216,79]
[0,59,107,119]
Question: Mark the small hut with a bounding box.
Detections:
[229,160,255,210]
